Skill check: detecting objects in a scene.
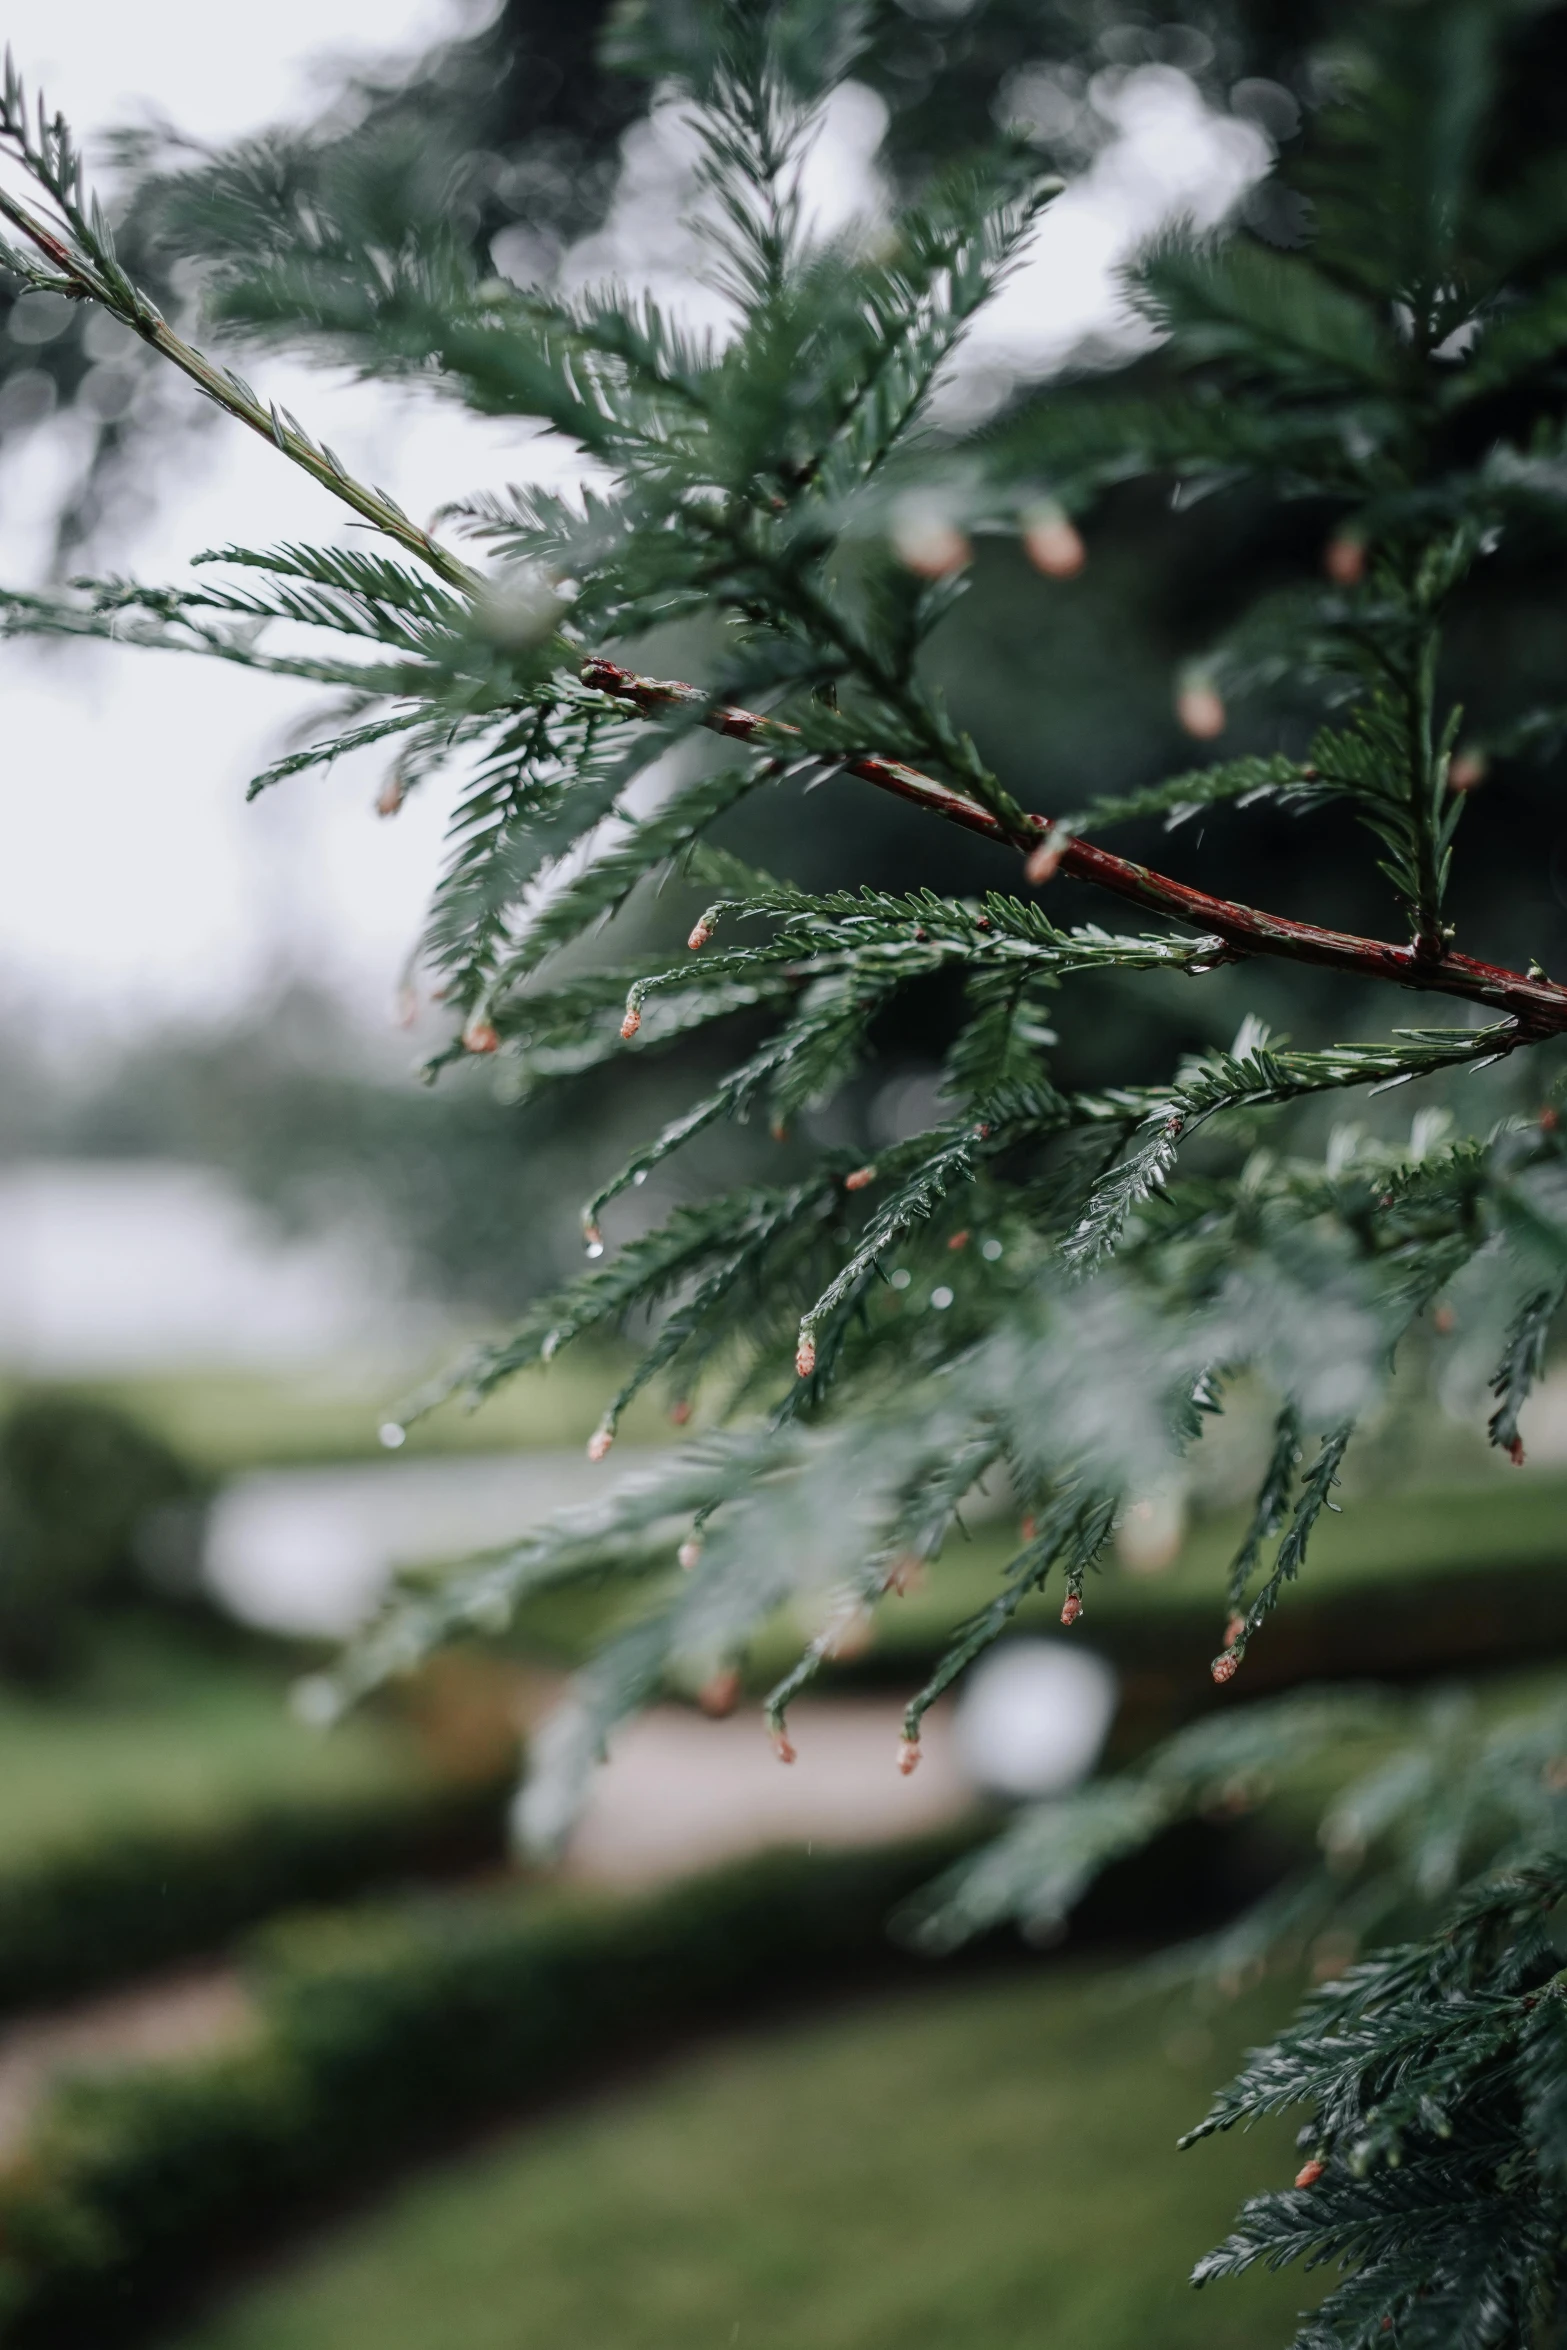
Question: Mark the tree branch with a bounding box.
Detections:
[7,106,1560,1044]
[0,177,478,596]
[579,659,1567,1040]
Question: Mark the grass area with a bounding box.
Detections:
[167,1966,1311,2350]
[38,1351,667,1475]
[0,1623,427,1872]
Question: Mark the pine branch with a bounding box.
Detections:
[579,660,1567,1038]
[0,54,477,592]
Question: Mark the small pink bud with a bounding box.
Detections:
[463,1017,500,1055]
[394,985,418,1030]
[891,510,971,578]
[669,1398,692,1426]
[698,1669,740,1719]
[1295,2158,1325,2189]
[1509,1435,1526,1467]
[1224,1613,1245,1648]
[1060,1592,1081,1628]
[587,1426,614,1463]
[795,1334,816,1379]
[1448,749,1487,793]
[947,1230,969,1252]
[1323,532,1365,587]
[1177,681,1226,740]
[883,1554,924,1597]
[1023,503,1086,578]
[1023,829,1066,885]
[677,1537,702,1572]
[1020,1516,1036,1543]
[620,1004,642,1040]
[688,917,714,951]
[771,1121,789,1144]
[1431,1304,1455,1335]
[376,772,406,818]
[772,1730,797,1765]
[897,1737,922,1776]
[844,1165,877,1192]
[1212,1650,1240,1684]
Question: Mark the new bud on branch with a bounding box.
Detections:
[1176,674,1227,739]
[890,498,971,577]
[1022,501,1086,578]
[1324,531,1366,587]
[1024,828,1067,885]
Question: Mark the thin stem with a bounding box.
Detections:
[0,182,477,596]
[581,658,1567,1039]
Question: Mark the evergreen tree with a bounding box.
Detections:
[5,2,1567,2337]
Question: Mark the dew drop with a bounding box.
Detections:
[378,1422,407,1449]
[585,1240,605,1259]
[931,1285,954,1310]
[632,1169,648,1186]
[890,1268,912,1290]
[981,1238,1003,1261]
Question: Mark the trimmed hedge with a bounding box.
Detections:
[0,1837,983,2346]
[0,1776,510,2011]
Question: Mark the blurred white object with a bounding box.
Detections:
[0,1162,397,1372]
[953,1639,1118,1800]
[205,1450,657,1637]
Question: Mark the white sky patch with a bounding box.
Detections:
[948,66,1270,405]
[0,12,1265,1038]
[0,0,499,154]
[560,78,893,338]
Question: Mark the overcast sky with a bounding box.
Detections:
[0,5,1265,1044]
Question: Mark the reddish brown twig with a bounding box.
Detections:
[580,658,1567,1039]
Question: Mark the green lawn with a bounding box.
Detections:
[0,1625,427,1872]
[46,1352,666,1473]
[167,1966,1312,2350]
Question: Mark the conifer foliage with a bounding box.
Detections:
[5,2,1567,2337]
